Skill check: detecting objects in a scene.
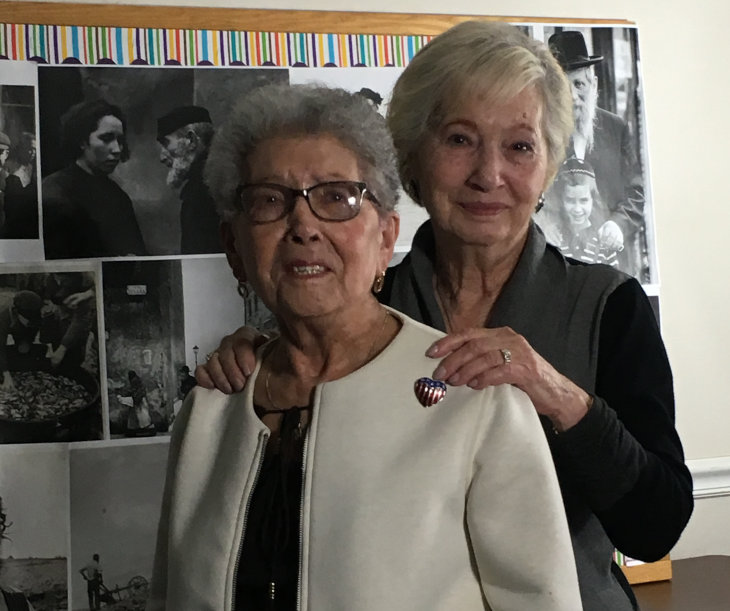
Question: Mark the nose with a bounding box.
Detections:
[159,146,171,164]
[467,144,505,191]
[109,139,121,156]
[286,194,322,244]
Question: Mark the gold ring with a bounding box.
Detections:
[206,351,219,362]
[499,348,512,365]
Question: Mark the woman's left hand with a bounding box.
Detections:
[426,326,592,432]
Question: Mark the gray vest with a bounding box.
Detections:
[384,221,635,611]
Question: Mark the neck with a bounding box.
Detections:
[75,159,103,177]
[13,165,33,187]
[261,300,399,407]
[570,219,591,233]
[431,225,528,331]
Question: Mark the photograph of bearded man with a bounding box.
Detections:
[547,31,645,279]
[156,106,222,254]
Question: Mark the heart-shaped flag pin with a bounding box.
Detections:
[414,377,447,407]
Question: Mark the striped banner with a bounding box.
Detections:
[0,23,431,67]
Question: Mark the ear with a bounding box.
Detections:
[220,222,246,283]
[377,212,400,271]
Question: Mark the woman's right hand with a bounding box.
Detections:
[194,326,268,393]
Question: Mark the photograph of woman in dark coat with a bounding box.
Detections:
[42,99,147,259]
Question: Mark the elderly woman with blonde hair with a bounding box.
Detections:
[150,82,580,610]
[198,20,692,611]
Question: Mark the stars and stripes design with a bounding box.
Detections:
[414,377,447,408]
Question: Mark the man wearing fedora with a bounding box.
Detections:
[548,30,645,278]
[157,105,222,254]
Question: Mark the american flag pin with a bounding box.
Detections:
[414,377,447,408]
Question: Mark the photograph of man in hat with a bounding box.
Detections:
[548,30,645,278]
[156,105,222,254]
[41,99,147,259]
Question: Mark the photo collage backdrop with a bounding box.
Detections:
[0,18,655,610]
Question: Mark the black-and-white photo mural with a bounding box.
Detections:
[0,13,659,606]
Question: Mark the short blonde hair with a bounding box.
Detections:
[387,21,573,204]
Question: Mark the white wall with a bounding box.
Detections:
[13,0,730,558]
[180,256,244,372]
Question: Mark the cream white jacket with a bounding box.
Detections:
[150,311,581,610]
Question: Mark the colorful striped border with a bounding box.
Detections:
[0,23,431,67]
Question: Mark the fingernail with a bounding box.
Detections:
[426,344,439,357]
[433,366,446,380]
[242,365,253,377]
[448,373,461,385]
[467,379,478,388]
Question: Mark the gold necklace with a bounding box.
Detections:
[265,368,281,410]
[264,308,391,409]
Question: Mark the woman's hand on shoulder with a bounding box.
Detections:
[426,327,591,431]
[194,326,269,394]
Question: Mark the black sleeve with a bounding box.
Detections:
[552,278,693,561]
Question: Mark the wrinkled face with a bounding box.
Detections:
[222,134,398,321]
[567,67,598,128]
[0,146,9,167]
[562,183,593,229]
[158,131,197,188]
[415,86,549,254]
[79,115,124,175]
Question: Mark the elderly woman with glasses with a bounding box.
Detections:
[150,83,581,611]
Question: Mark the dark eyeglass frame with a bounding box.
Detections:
[235,180,379,224]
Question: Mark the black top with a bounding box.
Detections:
[2,173,39,239]
[236,406,310,611]
[1,588,31,611]
[381,220,693,611]
[42,163,147,259]
[179,154,223,254]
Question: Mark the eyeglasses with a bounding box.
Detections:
[235,180,378,223]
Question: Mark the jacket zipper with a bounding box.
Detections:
[230,429,269,611]
[295,429,310,611]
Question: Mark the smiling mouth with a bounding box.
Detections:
[291,264,327,276]
[459,201,506,216]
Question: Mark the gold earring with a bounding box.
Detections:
[372,271,386,294]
